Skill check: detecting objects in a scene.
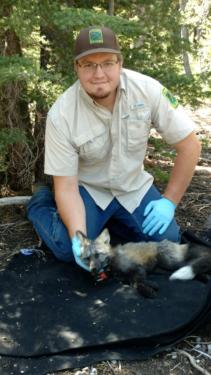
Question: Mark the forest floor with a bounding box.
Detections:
[0,100,211,375]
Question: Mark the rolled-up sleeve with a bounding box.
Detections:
[148,80,195,145]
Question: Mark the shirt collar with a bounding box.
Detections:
[119,69,127,94]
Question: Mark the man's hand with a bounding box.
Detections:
[142,197,176,236]
[72,235,90,271]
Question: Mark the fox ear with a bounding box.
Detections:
[97,228,110,244]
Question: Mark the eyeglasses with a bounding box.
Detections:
[77,60,119,74]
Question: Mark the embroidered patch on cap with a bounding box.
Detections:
[162,87,179,109]
[89,29,103,44]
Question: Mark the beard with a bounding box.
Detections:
[89,92,111,100]
[87,86,112,101]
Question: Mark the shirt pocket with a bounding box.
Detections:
[127,107,151,151]
[77,128,110,163]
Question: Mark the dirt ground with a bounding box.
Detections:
[0,101,211,375]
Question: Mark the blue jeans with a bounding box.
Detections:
[27,185,180,262]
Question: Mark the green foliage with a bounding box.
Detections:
[148,71,211,107]
[146,136,174,184]
[146,165,170,185]
[1,1,210,106]
[0,128,27,172]
[201,137,211,150]
[0,55,37,85]
[168,72,211,107]
[148,137,166,153]
[148,137,176,159]
[0,0,210,190]
[44,6,141,82]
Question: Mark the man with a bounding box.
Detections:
[27,26,201,271]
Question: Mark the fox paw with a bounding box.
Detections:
[136,281,159,298]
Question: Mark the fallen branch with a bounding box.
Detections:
[0,196,31,207]
[199,157,211,164]
[195,166,211,175]
[193,348,211,360]
[176,349,211,375]
[0,221,29,228]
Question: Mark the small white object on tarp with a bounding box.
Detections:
[20,248,34,256]
[19,247,46,259]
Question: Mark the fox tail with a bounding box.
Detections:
[170,256,211,280]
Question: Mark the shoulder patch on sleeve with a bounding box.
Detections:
[162,87,179,109]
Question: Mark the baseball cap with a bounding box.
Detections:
[74,26,121,61]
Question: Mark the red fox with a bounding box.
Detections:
[76,229,211,298]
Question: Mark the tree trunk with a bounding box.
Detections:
[193,0,211,43]
[108,0,115,16]
[32,22,53,186]
[0,4,32,191]
[180,0,193,76]
[193,0,211,72]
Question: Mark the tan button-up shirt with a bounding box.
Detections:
[45,69,195,213]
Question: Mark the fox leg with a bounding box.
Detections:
[127,264,159,298]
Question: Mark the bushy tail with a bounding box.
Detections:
[170,256,211,280]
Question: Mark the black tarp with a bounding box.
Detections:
[0,238,211,375]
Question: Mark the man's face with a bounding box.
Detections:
[75,52,122,104]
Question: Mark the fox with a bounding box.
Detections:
[75,228,211,298]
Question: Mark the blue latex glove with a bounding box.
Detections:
[142,197,176,236]
[72,235,90,271]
